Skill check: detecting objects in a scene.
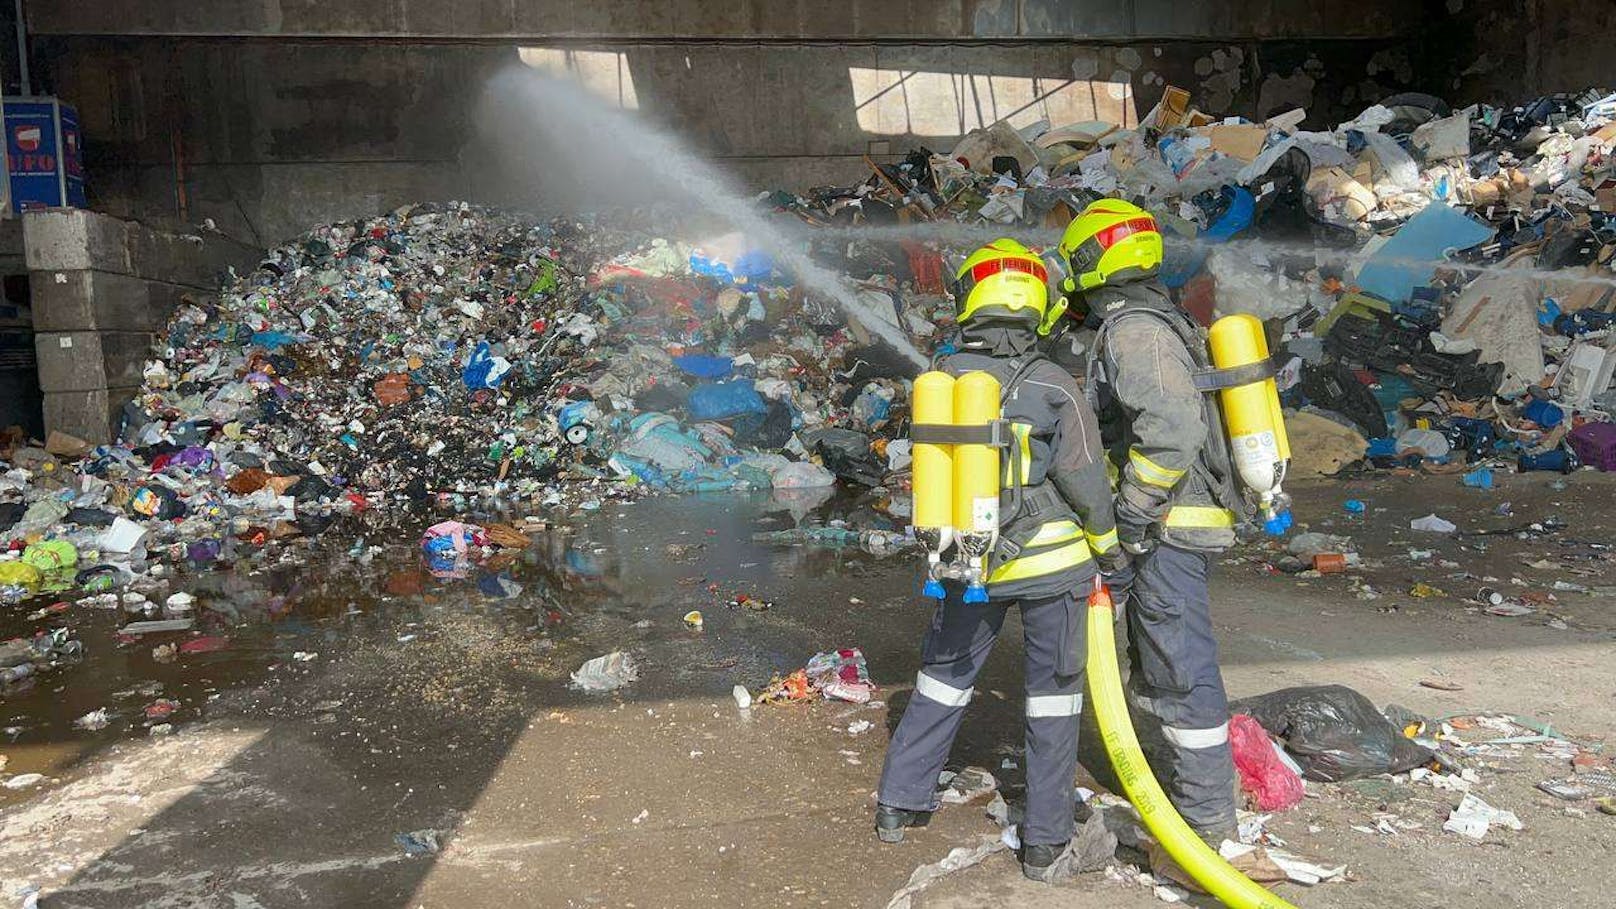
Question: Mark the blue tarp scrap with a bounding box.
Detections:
[672,354,735,380]
[1354,203,1495,303]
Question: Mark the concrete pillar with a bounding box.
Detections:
[23,209,258,443]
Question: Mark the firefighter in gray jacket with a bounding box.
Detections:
[1056,199,1244,843]
[875,239,1123,881]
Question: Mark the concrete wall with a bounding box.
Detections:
[1,221,37,437]
[24,209,258,442]
[26,0,1429,242]
[27,1,1419,40]
[1437,0,1616,103]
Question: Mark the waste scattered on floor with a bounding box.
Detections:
[754,647,875,705]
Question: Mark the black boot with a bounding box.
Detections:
[874,804,932,843]
[1021,840,1070,882]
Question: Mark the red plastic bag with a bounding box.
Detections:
[1230,713,1305,811]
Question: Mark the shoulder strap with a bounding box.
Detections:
[1088,306,1173,407]
[1003,353,1047,400]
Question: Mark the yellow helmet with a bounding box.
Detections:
[1059,198,1163,292]
[950,238,1049,330]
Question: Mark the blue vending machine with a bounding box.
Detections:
[4,97,87,212]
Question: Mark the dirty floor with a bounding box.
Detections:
[2,472,1614,908]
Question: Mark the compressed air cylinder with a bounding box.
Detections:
[952,372,1002,535]
[911,372,956,537]
[1208,315,1287,503]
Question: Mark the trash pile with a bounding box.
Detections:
[0,202,951,608]
[125,202,926,505]
[772,86,1616,478]
[1347,710,1607,841]
[0,627,83,687]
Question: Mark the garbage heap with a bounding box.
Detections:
[2,201,951,606]
[119,203,919,505]
[770,87,1616,477]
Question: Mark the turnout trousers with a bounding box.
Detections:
[1109,543,1237,833]
[877,589,1085,847]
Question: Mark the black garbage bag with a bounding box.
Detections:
[1230,684,1434,782]
[1246,146,1360,248]
[842,342,922,382]
[801,427,886,487]
[0,501,22,533]
[732,400,794,450]
[1376,91,1451,136]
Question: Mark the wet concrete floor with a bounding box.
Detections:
[1,471,1615,907]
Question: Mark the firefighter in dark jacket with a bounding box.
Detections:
[1056,198,1243,843]
[874,239,1122,881]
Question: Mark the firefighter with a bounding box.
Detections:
[1055,198,1244,844]
[874,239,1123,881]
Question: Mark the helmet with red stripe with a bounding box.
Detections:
[949,238,1050,330]
[1058,198,1164,292]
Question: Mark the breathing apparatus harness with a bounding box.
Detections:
[1086,292,1293,536]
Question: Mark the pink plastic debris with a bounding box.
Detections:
[1230,713,1305,811]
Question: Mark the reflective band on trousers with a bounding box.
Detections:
[1026,692,1083,718]
[987,538,1093,583]
[1165,505,1235,528]
[1162,722,1231,749]
[914,671,973,708]
[1129,449,1185,488]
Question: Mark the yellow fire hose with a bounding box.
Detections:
[1086,578,1300,909]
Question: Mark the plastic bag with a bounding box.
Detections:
[803,428,885,486]
[1230,685,1433,782]
[21,540,79,573]
[1410,513,1457,533]
[804,647,875,703]
[421,521,486,575]
[770,461,836,489]
[0,560,44,594]
[672,354,734,380]
[461,340,512,390]
[687,380,767,420]
[130,485,185,519]
[421,521,485,555]
[620,415,712,472]
[570,651,639,692]
[1229,713,1305,810]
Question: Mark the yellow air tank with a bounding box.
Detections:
[1208,314,1292,533]
[911,371,956,598]
[952,371,1001,602]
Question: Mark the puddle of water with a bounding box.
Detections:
[0,490,913,799]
